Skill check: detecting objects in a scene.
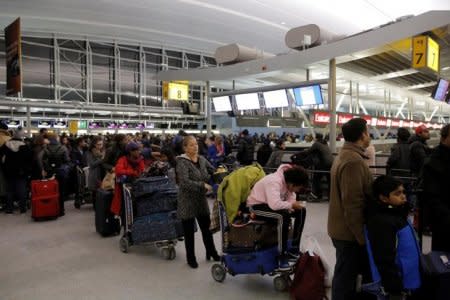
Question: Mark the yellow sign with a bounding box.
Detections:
[427,37,439,72]
[69,120,78,135]
[412,35,439,72]
[162,81,189,101]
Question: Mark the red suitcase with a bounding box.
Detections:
[31,179,60,219]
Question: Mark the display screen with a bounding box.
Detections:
[145,122,155,129]
[212,96,232,112]
[293,85,323,106]
[89,121,102,129]
[107,122,117,129]
[5,120,21,128]
[38,120,52,128]
[432,79,449,101]
[136,123,145,129]
[118,122,128,129]
[235,93,261,110]
[53,121,67,128]
[262,89,289,108]
[78,120,87,129]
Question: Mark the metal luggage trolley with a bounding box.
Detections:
[211,201,294,292]
[74,166,91,209]
[119,184,178,260]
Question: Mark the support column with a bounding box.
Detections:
[86,39,93,105]
[114,43,121,106]
[349,81,353,113]
[53,35,60,102]
[306,68,310,81]
[26,105,31,137]
[384,90,387,117]
[329,58,337,153]
[355,82,360,114]
[139,45,146,109]
[388,90,392,117]
[206,81,212,136]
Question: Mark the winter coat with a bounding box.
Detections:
[85,150,105,191]
[176,154,214,220]
[408,135,431,175]
[110,155,144,215]
[256,144,272,166]
[237,136,255,165]
[43,143,70,176]
[0,138,32,177]
[422,143,450,251]
[387,142,411,177]
[265,149,285,170]
[102,143,125,172]
[328,142,373,245]
[365,201,421,294]
[308,140,334,169]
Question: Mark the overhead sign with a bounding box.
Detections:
[69,121,78,134]
[163,81,189,101]
[412,35,439,73]
[4,18,22,96]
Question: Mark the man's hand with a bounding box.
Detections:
[292,201,305,210]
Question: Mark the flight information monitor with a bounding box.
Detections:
[212,96,232,112]
[293,85,324,106]
[262,89,289,108]
[431,78,449,101]
[235,93,260,110]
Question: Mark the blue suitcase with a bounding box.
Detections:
[223,246,279,275]
[131,211,181,244]
[135,187,178,217]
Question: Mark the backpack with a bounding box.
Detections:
[290,252,327,300]
[44,145,64,175]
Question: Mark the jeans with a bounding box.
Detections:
[331,239,370,300]
[6,177,28,212]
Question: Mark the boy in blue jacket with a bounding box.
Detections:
[365,175,421,300]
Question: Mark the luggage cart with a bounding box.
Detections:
[119,184,179,260]
[74,166,91,209]
[211,201,294,292]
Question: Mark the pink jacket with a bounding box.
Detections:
[246,164,296,210]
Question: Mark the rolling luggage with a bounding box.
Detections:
[222,246,279,275]
[31,179,60,219]
[421,251,450,300]
[131,176,170,198]
[131,210,182,244]
[134,187,178,217]
[225,222,278,251]
[95,189,120,237]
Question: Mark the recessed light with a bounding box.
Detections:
[281,22,286,25]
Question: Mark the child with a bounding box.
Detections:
[365,175,421,300]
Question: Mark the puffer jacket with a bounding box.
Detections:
[0,138,32,177]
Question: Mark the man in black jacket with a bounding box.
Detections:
[237,129,255,166]
[387,127,411,177]
[422,124,450,251]
[408,125,431,176]
[0,128,32,213]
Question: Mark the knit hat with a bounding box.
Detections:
[126,142,139,152]
[415,125,428,135]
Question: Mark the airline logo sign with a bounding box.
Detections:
[337,114,353,125]
[377,117,387,127]
[313,111,330,124]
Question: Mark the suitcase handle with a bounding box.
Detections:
[41,199,51,204]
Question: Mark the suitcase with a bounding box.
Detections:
[223,246,279,275]
[421,251,450,300]
[135,187,178,217]
[31,179,60,219]
[95,189,120,237]
[226,222,278,250]
[131,176,170,198]
[131,211,181,244]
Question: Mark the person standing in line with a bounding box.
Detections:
[408,125,431,176]
[387,127,411,177]
[176,135,220,269]
[422,124,450,252]
[237,129,255,166]
[265,139,286,171]
[327,118,373,300]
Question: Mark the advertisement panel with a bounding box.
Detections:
[4,18,22,96]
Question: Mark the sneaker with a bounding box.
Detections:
[278,257,291,271]
[287,250,300,261]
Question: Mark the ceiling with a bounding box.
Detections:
[0,0,449,55]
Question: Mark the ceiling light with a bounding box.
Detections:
[281,22,286,25]
[442,66,450,71]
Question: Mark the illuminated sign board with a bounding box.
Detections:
[412,35,439,73]
[163,81,189,101]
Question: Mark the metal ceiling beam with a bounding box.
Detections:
[157,11,450,82]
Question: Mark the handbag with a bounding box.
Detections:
[209,200,220,234]
[101,172,116,190]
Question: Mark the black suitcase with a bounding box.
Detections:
[421,251,450,300]
[134,187,178,217]
[131,176,170,198]
[95,189,120,237]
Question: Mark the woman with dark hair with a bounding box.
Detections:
[176,135,219,268]
[265,139,286,171]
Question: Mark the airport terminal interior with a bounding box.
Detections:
[0,1,449,299]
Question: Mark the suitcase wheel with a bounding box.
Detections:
[211,263,227,283]
[120,236,129,253]
[273,275,290,292]
[161,247,176,260]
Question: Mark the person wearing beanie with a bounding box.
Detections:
[408,125,431,176]
[110,141,144,216]
[0,128,32,213]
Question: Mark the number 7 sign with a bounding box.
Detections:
[412,36,427,68]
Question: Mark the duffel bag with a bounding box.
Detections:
[131,176,170,198]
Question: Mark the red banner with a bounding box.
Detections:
[313,111,330,125]
[4,18,21,96]
[337,113,353,125]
